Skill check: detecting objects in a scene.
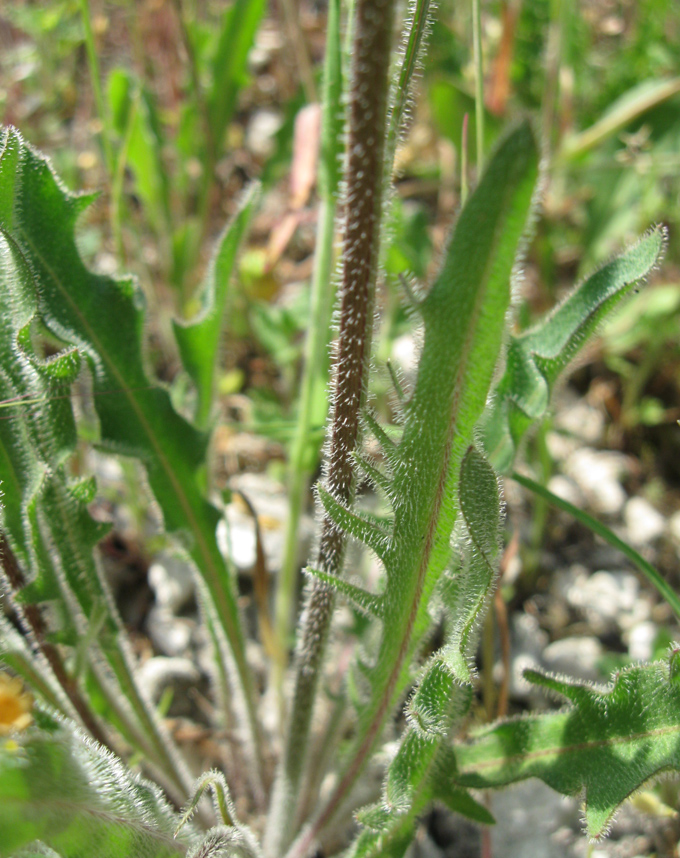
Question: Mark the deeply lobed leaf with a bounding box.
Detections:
[454,654,680,837]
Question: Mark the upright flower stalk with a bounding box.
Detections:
[264,0,397,852]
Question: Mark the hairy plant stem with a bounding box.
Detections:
[264,0,397,852]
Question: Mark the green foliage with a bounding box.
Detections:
[0,127,260,785]
[454,653,680,838]
[0,1,678,856]
[173,183,260,427]
[0,717,195,858]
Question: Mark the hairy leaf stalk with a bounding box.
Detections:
[264,0,397,852]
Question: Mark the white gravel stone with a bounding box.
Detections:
[623,496,665,546]
[669,509,680,545]
[148,554,194,613]
[554,396,605,445]
[218,472,311,575]
[146,606,193,657]
[555,566,652,634]
[500,614,549,703]
[136,656,200,703]
[246,109,283,158]
[547,474,586,508]
[627,621,658,662]
[563,448,630,516]
[542,636,604,682]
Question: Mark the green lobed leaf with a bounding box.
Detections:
[454,654,680,837]
[173,183,260,427]
[0,219,192,797]
[481,226,666,473]
[0,720,196,858]
[0,127,260,781]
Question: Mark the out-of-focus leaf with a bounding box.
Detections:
[173,183,259,426]
[207,0,267,155]
[560,78,680,160]
[0,720,196,858]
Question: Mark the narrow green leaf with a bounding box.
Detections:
[559,78,680,160]
[454,654,680,838]
[0,721,195,858]
[207,0,267,155]
[173,183,260,426]
[512,470,680,620]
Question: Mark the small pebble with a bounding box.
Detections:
[136,656,200,704]
[627,621,658,662]
[563,448,629,516]
[623,496,665,546]
[146,606,193,657]
[542,636,604,682]
[547,474,585,508]
[148,554,194,613]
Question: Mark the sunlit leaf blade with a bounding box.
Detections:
[454,655,680,837]
[0,127,260,778]
[107,69,171,236]
[481,226,666,473]
[173,183,259,426]
[0,720,195,858]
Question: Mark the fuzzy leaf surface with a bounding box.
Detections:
[0,127,257,768]
[304,123,538,851]
[0,720,195,858]
[454,655,680,837]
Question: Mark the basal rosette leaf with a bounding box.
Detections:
[0,195,193,799]
[481,227,666,473]
[0,718,196,858]
[454,653,680,837]
[0,127,259,773]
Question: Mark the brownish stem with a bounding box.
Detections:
[264,0,397,853]
[1,535,113,750]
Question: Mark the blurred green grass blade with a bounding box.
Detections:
[454,654,680,838]
[208,0,267,156]
[512,470,680,620]
[0,128,261,781]
[318,0,343,200]
[0,721,195,858]
[560,77,680,161]
[482,226,666,472]
[108,69,172,238]
[385,0,432,176]
[173,183,259,427]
